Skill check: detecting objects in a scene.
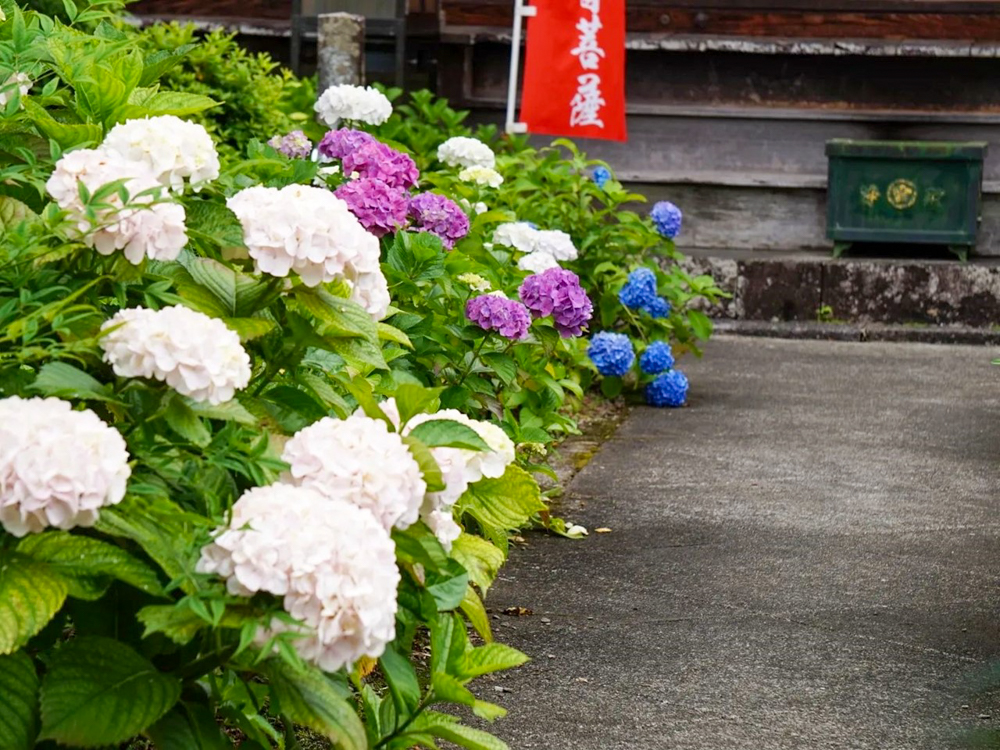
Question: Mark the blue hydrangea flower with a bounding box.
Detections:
[640,341,675,374]
[650,201,683,239]
[592,166,611,189]
[587,332,635,377]
[618,267,658,310]
[646,369,689,407]
[642,296,672,319]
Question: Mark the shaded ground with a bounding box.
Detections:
[483,337,1000,749]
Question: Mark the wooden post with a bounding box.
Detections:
[316,12,365,95]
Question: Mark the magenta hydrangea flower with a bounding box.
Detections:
[409,192,470,250]
[334,178,409,237]
[268,130,312,159]
[518,267,593,337]
[465,295,531,340]
[317,128,377,161]
[342,141,419,190]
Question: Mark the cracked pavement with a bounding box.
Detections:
[480,336,1000,749]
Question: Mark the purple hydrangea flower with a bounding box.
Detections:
[518,267,593,338]
[409,192,470,250]
[650,201,683,239]
[268,130,313,159]
[465,295,531,340]
[317,128,377,161]
[334,178,409,237]
[343,141,419,190]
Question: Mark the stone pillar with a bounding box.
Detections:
[316,12,365,96]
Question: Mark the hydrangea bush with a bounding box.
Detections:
[0,6,723,749]
[0,7,545,749]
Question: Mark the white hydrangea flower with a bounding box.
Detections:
[473,201,489,215]
[457,273,491,292]
[103,116,220,193]
[437,136,495,169]
[46,148,188,264]
[517,251,561,273]
[458,166,503,188]
[100,306,251,404]
[534,229,578,261]
[406,409,516,547]
[315,84,392,127]
[348,267,391,320]
[0,397,130,537]
[493,222,540,253]
[0,72,30,108]
[424,508,462,550]
[197,484,399,672]
[282,413,426,530]
[463,418,516,479]
[227,184,379,287]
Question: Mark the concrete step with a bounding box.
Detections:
[681,248,1000,332]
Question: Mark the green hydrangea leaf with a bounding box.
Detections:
[0,651,40,750]
[0,554,68,655]
[39,637,181,747]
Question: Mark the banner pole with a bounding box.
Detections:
[505,0,536,135]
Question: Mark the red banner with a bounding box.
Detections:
[520,0,627,142]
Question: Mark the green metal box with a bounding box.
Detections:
[825,139,988,257]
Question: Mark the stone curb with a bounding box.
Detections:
[713,320,1000,345]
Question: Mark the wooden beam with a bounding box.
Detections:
[441,2,1000,41]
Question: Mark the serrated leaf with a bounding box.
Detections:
[457,466,546,538]
[392,524,450,570]
[425,558,469,611]
[187,398,258,425]
[687,309,713,340]
[164,396,211,447]
[459,585,492,642]
[39,637,181,747]
[139,44,197,87]
[0,651,39,750]
[430,672,506,721]
[17,532,164,601]
[394,383,442,427]
[261,660,366,750]
[481,352,517,385]
[401,435,444,492]
[94,496,196,586]
[183,200,247,252]
[0,554,68,655]
[0,196,36,233]
[377,322,412,348]
[146,701,231,750]
[450,534,505,594]
[408,419,489,451]
[292,288,378,341]
[379,647,421,715]
[31,362,115,402]
[407,711,509,750]
[455,643,529,680]
[137,605,205,645]
[122,91,218,118]
[223,317,277,341]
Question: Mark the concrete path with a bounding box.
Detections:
[485,337,1000,750]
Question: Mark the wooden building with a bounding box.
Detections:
[129,0,1000,256]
